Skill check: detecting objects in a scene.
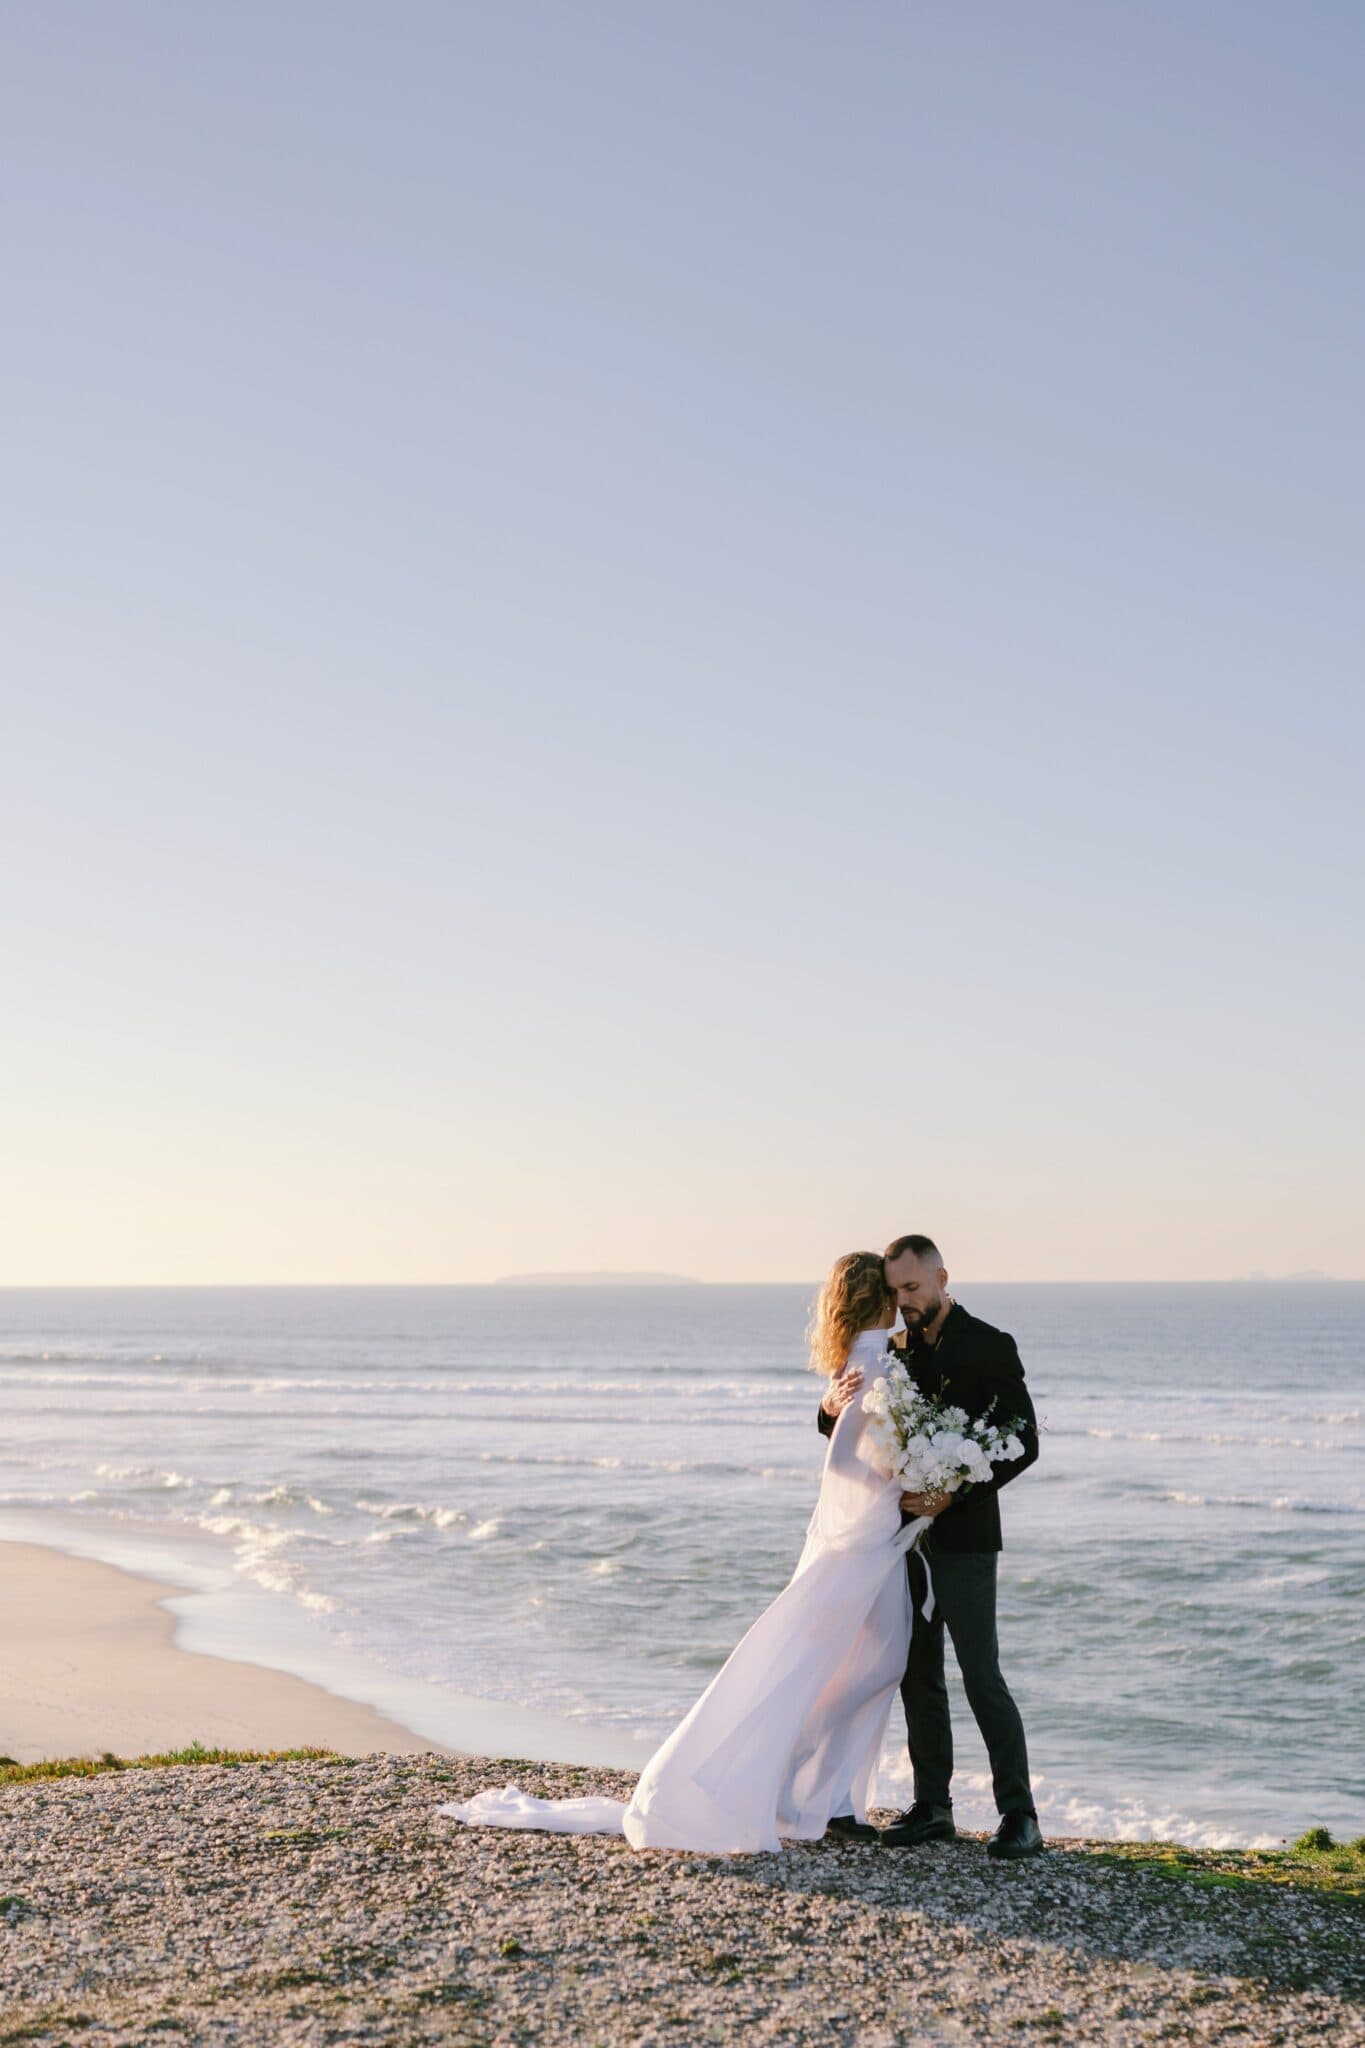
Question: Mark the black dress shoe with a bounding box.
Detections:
[825,1813,880,1843]
[987,1811,1045,1860]
[880,1802,956,1846]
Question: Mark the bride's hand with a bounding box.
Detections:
[900,1489,950,1517]
[820,1363,864,1418]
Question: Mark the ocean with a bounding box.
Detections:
[0,1282,1360,1848]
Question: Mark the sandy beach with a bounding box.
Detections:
[0,1541,433,1764]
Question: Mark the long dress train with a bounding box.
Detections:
[438,1330,927,1854]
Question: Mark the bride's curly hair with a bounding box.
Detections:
[807,1251,891,1377]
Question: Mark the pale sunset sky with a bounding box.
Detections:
[3,3,1361,1285]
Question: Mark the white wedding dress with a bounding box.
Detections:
[439,1330,931,1855]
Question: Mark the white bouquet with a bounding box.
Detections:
[861,1361,1026,1502]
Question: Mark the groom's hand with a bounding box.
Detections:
[820,1363,864,1418]
[900,1490,950,1517]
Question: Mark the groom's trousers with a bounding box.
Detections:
[903,1549,1033,1817]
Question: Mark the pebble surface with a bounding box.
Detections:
[1,1755,1360,2045]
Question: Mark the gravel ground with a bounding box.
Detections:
[1,1754,1360,2046]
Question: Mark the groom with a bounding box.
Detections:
[819,1234,1044,1860]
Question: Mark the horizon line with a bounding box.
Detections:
[0,1276,1359,1291]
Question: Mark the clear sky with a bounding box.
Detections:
[3,2,1362,1284]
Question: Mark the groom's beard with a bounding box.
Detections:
[901,1297,943,1335]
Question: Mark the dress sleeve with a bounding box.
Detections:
[814,1372,900,1548]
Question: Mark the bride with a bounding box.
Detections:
[440,1251,931,1855]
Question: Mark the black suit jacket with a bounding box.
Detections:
[817,1303,1038,1553]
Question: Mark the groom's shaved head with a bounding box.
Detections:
[884,1233,941,1265]
[883,1235,951,1340]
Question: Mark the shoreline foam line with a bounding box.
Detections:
[0,1518,645,1769]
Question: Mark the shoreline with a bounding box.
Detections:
[0,1536,641,1769]
[0,1525,1341,1845]
[0,1541,433,1764]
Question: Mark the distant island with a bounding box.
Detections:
[494,1270,703,1287]
[1245,1268,1339,1283]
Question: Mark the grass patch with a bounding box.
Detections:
[695,1950,746,1983]
[0,1745,339,1785]
[403,1982,488,2012]
[1078,1828,1365,1900]
[261,1825,352,1849]
[251,1945,394,1993]
[0,2016,94,2045]
[256,1966,333,1992]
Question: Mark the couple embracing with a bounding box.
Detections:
[444,1234,1042,1859]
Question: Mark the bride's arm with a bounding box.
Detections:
[816,1359,864,1437]
[815,1367,904,1539]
